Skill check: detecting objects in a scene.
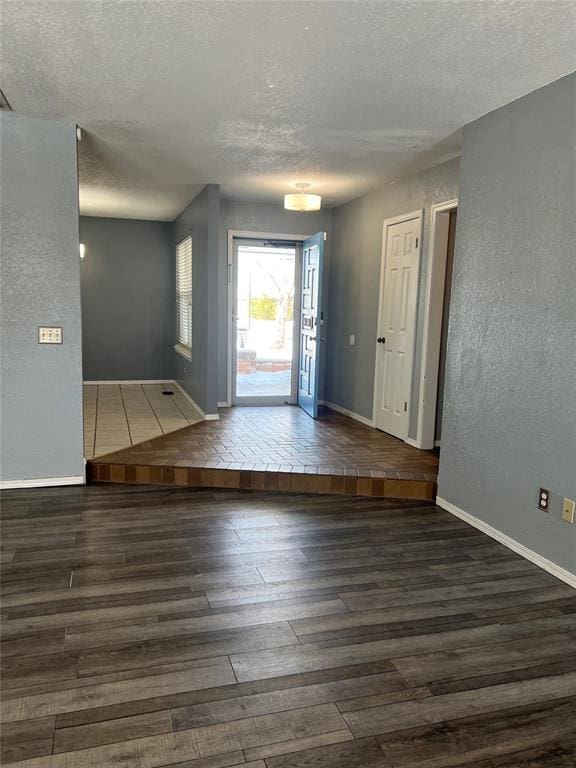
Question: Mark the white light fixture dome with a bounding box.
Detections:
[284,183,321,212]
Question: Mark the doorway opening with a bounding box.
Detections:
[434,208,457,444]
[416,199,458,449]
[231,238,301,406]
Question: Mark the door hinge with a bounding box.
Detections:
[415,237,419,248]
[404,402,408,412]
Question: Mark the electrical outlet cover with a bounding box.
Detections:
[538,488,550,512]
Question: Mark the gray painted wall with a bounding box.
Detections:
[438,74,576,574]
[327,158,460,433]
[218,200,334,404]
[0,115,84,483]
[173,184,220,415]
[80,216,174,381]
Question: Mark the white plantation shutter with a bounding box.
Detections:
[176,235,192,352]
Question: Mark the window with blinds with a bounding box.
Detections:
[175,235,192,357]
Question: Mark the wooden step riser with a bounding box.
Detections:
[88,463,436,500]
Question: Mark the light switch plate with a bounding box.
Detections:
[38,326,63,344]
[562,498,575,524]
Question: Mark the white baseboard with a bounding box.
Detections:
[407,437,441,450]
[218,401,231,408]
[321,400,374,428]
[83,380,172,385]
[436,496,576,590]
[0,475,85,490]
[84,379,220,422]
[171,381,219,421]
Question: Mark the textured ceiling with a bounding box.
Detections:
[1,1,575,220]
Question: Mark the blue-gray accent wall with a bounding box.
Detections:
[327,157,460,434]
[0,115,84,484]
[80,216,174,381]
[173,184,220,415]
[438,73,576,574]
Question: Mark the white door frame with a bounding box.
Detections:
[372,210,423,441]
[226,230,308,408]
[414,199,458,449]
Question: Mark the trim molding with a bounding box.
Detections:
[437,496,576,590]
[83,380,220,422]
[416,198,458,450]
[173,343,192,362]
[321,400,374,428]
[171,381,219,421]
[227,229,309,242]
[407,436,440,449]
[218,401,231,408]
[0,475,85,490]
[227,230,307,408]
[83,380,173,385]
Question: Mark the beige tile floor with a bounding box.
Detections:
[83,383,203,459]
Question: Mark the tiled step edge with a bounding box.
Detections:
[87,462,437,500]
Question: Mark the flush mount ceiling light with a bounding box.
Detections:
[284,183,321,212]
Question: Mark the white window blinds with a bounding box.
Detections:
[175,235,192,353]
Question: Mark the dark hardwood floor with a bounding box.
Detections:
[1,484,575,767]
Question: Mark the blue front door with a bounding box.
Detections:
[298,232,325,418]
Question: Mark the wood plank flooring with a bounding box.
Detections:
[1,484,575,767]
[89,406,439,500]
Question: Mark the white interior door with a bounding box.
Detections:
[373,213,422,439]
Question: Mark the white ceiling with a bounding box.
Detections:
[2,1,575,220]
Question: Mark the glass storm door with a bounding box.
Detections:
[232,240,299,406]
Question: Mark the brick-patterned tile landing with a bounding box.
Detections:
[88,406,438,499]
